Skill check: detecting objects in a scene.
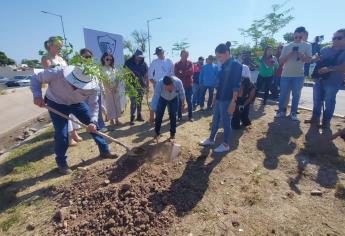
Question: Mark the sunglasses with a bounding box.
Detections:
[294,36,303,40]
[105,58,113,62]
[333,36,344,41]
[84,55,92,59]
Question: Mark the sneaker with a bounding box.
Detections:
[100,127,108,133]
[99,152,118,159]
[58,165,72,175]
[214,143,230,153]
[130,121,135,126]
[189,118,194,122]
[200,138,215,146]
[275,111,286,118]
[290,113,299,121]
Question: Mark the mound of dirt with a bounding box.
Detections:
[52,146,187,236]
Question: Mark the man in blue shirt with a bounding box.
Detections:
[199,55,218,110]
[200,42,242,153]
[150,76,185,142]
[307,29,345,128]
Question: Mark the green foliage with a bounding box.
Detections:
[69,54,140,99]
[283,32,294,43]
[172,39,190,52]
[262,2,294,37]
[239,1,294,46]
[259,37,278,49]
[124,29,148,56]
[21,59,42,68]
[0,51,16,66]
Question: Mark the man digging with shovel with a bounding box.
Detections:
[30,65,117,174]
[150,76,185,143]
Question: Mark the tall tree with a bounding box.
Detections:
[172,39,190,54]
[0,51,15,66]
[21,59,42,68]
[262,2,294,37]
[131,30,148,52]
[283,32,294,43]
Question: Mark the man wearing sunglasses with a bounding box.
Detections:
[307,29,345,128]
[276,26,312,121]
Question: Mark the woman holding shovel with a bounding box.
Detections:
[30,65,116,174]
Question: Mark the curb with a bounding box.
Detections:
[257,97,345,119]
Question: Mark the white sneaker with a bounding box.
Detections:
[214,143,230,153]
[200,138,215,146]
[275,111,286,118]
[290,113,299,121]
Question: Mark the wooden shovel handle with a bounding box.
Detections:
[45,105,130,151]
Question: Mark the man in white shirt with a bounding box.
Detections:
[148,47,174,85]
[148,47,174,122]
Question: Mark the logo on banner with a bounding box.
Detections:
[97,34,117,55]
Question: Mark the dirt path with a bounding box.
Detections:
[1,100,345,235]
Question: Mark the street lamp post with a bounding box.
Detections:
[146,17,162,64]
[41,10,67,45]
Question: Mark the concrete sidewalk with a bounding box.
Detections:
[0,87,47,135]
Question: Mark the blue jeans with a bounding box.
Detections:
[178,87,193,119]
[210,100,232,144]
[312,80,340,122]
[46,98,110,167]
[200,86,215,109]
[278,76,304,114]
[155,97,178,137]
[192,83,201,107]
[97,94,106,129]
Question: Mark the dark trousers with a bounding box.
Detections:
[231,104,251,129]
[178,87,193,119]
[155,97,178,137]
[200,86,215,109]
[46,98,109,167]
[256,75,273,102]
[130,89,143,120]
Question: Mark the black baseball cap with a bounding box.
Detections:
[198,56,204,60]
[134,49,144,58]
[154,46,164,55]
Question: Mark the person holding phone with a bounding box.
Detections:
[275,26,312,121]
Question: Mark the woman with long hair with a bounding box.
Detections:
[256,46,279,105]
[101,52,126,130]
[41,36,83,146]
[272,44,284,98]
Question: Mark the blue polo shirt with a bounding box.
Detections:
[215,58,243,101]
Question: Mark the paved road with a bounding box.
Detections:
[299,86,345,117]
[0,87,46,135]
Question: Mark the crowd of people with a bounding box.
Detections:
[30,26,345,174]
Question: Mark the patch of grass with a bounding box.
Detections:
[0,211,20,232]
[0,127,54,177]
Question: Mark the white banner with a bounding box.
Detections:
[83,28,124,66]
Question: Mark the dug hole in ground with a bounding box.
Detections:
[0,99,344,236]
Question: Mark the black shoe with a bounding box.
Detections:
[242,121,252,127]
[130,121,135,125]
[136,115,144,122]
[58,165,72,175]
[178,117,183,122]
[99,152,118,159]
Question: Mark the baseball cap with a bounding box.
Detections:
[154,46,164,55]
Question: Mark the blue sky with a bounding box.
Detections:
[1,0,345,63]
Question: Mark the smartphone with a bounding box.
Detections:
[292,46,299,52]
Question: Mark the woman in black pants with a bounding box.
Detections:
[256,46,279,105]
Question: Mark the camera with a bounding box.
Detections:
[239,105,245,112]
[292,46,299,52]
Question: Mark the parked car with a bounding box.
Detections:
[0,76,10,84]
[5,76,31,87]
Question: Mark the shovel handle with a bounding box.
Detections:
[45,105,130,151]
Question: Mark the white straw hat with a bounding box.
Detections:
[63,65,98,90]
